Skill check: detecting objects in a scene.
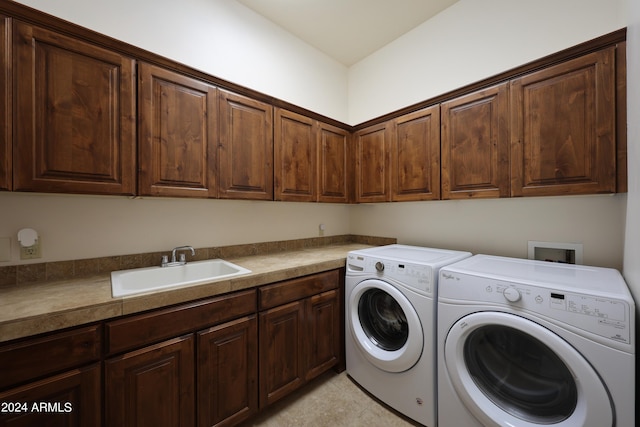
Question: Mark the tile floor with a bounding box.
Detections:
[239,371,422,427]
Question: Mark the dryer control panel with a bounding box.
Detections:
[439,272,633,346]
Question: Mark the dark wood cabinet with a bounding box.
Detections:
[0,364,101,427]
[218,90,273,200]
[0,15,9,191]
[105,335,195,427]
[275,109,351,202]
[0,3,625,203]
[104,290,257,426]
[510,48,617,196]
[441,83,510,199]
[12,21,136,195]
[391,105,441,201]
[318,122,350,203]
[138,62,218,198]
[354,122,391,202]
[197,315,258,427]
[0,268,343,426]
[258,270,342,407]
[0,325,102,427]
[304,289,340,381]
[259,300,306,407]
[275,109,317,202]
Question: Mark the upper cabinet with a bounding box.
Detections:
[510,48,617,197]
[0,15,10,191]
[218,90,274,200]
[12,21,136,195]
[275,109,351,203]
[441,83,510,199]
[318,122,350,203]
[390,105,441,201]
[354,122,391,203]
[275,109,317,202]
[138,62,218,198]
[0,3,626,203]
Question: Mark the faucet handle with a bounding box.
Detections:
[179,253,186,263]
[161,255,169,267]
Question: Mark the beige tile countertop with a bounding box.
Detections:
[0,243,372,343]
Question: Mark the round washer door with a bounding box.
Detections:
[349,279,423,372]
[444,312,613,427]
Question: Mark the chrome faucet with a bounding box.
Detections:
[161,246,195,267]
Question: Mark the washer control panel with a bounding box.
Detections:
[347,254,433,294]
[439,271,632,345]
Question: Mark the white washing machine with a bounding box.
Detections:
[437,255,635,427]
[346,244,471,426]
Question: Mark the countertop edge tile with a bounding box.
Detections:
[0,301,122,343]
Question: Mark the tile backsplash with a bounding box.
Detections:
[0,235,395,287]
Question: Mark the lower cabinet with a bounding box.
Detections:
[259,300,306,406]
[0,364,101,427]
[105,335,195,427]
[258,270,342,407]
[0,269,343,427]
[0,324,102,427]
[197,316,258,427]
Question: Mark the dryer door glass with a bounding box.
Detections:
[464,325,577,424]
[358,289,408,351]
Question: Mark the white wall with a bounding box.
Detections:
[348,0,627,124]
[623,0,640,302]
[350,195,626,269]
[0,192,350,263]
[13,0,349,123]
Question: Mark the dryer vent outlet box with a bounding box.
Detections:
[527,241,583,265]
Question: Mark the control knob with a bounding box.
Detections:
[375,261,385,272]
[503,287,521,302]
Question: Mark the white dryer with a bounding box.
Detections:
[346,244,471,426]
[437,255,635,427]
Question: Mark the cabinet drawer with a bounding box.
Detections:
[106,289,256,355]
[259,270,339,310]
[0,324,101,390]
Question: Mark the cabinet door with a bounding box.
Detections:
[318,123,350,203]
[274,109,316,202]
[305,289,340,381]
[218,90,273,200]
[354,122,391,202]
[105,335,195,427]
[259,301,305,407]
[0,15,9,191]
[12,21,136,195]
[197,316,258,427]
[0,364,101,427]
[441,83,510,199]
[391,105,441,201]
[511,48,616,196]
[138,62,218,197]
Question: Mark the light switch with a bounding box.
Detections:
[0,237,10,262]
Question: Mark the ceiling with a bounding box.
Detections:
[235,0,460,66]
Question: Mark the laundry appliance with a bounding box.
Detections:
[345,244,471,426]
[437,255,635,427]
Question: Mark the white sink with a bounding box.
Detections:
[111,259,251,297]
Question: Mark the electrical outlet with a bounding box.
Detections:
[20,239,42,260]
